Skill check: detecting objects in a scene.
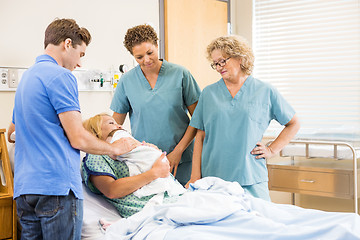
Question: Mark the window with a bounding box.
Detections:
[253,0,360,141]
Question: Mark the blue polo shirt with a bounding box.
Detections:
[13,54,83,199]
[110,60,201,164]
[190,76,295,185]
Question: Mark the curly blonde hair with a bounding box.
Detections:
[83,113,110,140]
[123,24,158,55]
[206,35,254,75]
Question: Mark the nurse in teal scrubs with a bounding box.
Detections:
[110,24,201,186]
[186,36,300,200]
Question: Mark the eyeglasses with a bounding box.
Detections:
[210,57,230,70]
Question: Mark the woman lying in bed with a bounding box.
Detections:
[82,113,360,240]
[82,113,183,218]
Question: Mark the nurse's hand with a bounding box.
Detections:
[185,176,200,189]
[141,141,160,150]
[150,152,170,179]
[167,149,182,177]
[251,142,275,159]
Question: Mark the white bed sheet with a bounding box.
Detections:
[82,183,121,240]
[104,177,360,240]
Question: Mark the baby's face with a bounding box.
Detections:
[101,115,122,140]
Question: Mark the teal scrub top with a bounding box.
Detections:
[190,76,295,185]
[110,60,201,164]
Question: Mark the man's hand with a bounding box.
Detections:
[111,137,141,156]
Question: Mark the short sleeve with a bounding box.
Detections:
[270,86,296,125]
[182,69,201,107]
[47,72,80,114]
[110,76,131,114]
[189,92,205,131]
[82,154,118,194]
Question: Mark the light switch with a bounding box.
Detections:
[8,69,18,88]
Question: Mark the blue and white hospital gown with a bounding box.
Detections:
[110,60,201,185]
[82,154,179,218]
[190,75,295,186]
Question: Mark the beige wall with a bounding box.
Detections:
[0,0,159,137]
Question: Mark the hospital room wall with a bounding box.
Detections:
[0,0,160,136]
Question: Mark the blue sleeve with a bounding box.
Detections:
[182,69,201,107]
[270,86,296,125]
[189,92,205,131]
[110,76,131,114]
[12,109,15,124]
[47,72,80,114]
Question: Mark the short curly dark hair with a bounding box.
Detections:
[123,24,158,55]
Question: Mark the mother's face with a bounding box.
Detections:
[132,42,159,71]
[210,49,243,81]
[101,115,122,141]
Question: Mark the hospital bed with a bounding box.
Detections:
[80,176,360,240]
[4,130,360,239]
[267,138,360,214]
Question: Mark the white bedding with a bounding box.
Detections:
[81,182,120,240]
[103,177,360,240]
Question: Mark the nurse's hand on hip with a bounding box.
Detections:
[251,142,275,159]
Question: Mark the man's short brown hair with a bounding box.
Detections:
[44,18,91,49]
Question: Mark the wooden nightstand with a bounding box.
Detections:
[0,129,17,240]
[267,140,359,214]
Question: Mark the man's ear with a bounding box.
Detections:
[64,38,72,50]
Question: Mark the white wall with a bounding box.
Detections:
[0,0,159,135]
[230,0,253,45]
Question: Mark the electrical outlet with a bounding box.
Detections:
[0,69,8,88]
[8,69,18,88]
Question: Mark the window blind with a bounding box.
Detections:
[253,0,360,140]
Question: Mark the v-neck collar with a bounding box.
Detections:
[136,59,166,91]
[219,75,252,100]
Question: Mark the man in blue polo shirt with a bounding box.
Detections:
[10,18,140,239]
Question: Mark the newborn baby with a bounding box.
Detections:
[106,128,186,198]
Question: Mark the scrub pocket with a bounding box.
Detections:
[247,102,269,127]
[158,87,183,107]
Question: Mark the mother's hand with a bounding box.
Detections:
[151,153,170,179]
[251,142,275,159]
[141,141,160,150]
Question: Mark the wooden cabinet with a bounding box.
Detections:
[268,158,358,199]
[0,129,16,240]
[267,140,359,213]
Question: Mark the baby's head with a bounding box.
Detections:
[83,113,122,141]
